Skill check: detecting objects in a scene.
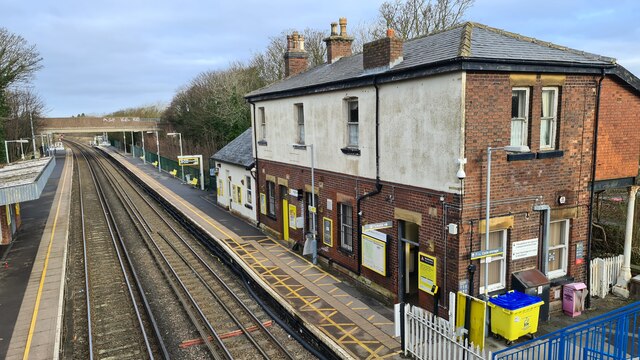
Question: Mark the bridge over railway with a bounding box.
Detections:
[40,117,164,134]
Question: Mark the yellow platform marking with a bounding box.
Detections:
[117,156,392,358]
[346,301,354,307]
[23,152,72,360]
[368,315,375,321]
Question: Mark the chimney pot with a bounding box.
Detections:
[330,22,338,36]
[284,31,308,77]
[339,17,347,36]
[386,28,395,38]
[299,35,305,51]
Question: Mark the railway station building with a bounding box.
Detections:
[245,20,640,317]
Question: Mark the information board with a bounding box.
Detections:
[418,252,438,295]
[323,217,333,246]
[362,230,387,276]
[512,238,538,260]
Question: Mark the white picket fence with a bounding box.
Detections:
[404,298,491,360]
[590,254,624,298]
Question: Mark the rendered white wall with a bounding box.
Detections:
[253,71,464,193]
[216,162,257,223]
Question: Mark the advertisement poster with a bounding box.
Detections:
[288,204,297,229]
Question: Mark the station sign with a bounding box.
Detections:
[363,221,393,232]
[470,248,503,260]
[178,156,200,166]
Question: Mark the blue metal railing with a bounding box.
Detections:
[493,301,640,360]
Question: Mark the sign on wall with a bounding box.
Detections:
[323,217,333,246]
[260,193,266,215]
[511,238,539,260]
[362,230,387,276]
[418,252,438,295]
[288,204,297,229]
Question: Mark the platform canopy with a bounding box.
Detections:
[0,157,55,206]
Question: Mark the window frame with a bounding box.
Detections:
[295,103,305,145]
[258,107,266,141]
[339,202,353,252]
[347,99,359,147]
[540,87,559,150]
[511,87,530,147]
[547,219,569,279]
[266,180,276,218]
[479,229,507,294]
[246,176,252,204]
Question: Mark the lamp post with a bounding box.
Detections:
[141,131,147,164]
[29,112,37,159]
[155,131,161,173]
[4,139,30,164]
[484,145,530,298]
[293,143,317,265]
[167,132,183,182]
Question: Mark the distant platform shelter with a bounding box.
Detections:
[0,157,56,245]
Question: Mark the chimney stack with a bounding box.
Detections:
[363,28,403,70]
[323,17,354,64]
[284,31,309,77]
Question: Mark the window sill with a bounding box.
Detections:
[266,214,277,221]
[537,150,564,159]
[257,140,268,146]
[340,147,361,156]
[245,204,253,210]
[338,247,354,256]
[507,152,536,161]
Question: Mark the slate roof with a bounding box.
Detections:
[210,128,254,168]
[247,22,630,100]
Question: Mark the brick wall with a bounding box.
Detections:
[461,72,597,298]
[325,39,353,64]
[595,77,640,180]
[257,159,455,313]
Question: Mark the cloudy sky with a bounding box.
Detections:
[2,0,639,117]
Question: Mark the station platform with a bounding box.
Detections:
[1,151,72,360]
[105,147,402,359]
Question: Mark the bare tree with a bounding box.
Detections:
[3,87,45,159]
[372,0,474,40]
[250,28,328,84]
[105,103,166,118]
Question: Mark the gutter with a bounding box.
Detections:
[356,77,383,275]
[248,100,261,227]
[586,70,605,309]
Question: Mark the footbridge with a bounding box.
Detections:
[40,117,163,134]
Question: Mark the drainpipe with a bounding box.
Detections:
[534,204,551,275]
[356,77,383,275]
[248,100,261,227]
[586,70,605,309]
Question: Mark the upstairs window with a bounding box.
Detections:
[540,87,559,150]
[347,99,359,147]
[258,107,266,142]
[511,88,530,147]
[295,103,305,144]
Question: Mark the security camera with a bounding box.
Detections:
[456,158,467,180]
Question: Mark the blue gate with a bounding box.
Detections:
[493,301,640,360]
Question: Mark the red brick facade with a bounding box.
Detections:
[255,71,638,318]
[595,77,640,181]
[363,31,403,70]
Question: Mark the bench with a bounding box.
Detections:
[189,178,198,187]
[152,161,158,167]
[169,169,178,177]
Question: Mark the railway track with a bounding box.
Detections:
[74,146,163,359]
[68,140,306,359]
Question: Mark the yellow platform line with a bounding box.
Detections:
[23,152,71,360]
[122,158,386,357]
[368,315,375,321]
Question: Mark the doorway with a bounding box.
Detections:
[400,220,420,305]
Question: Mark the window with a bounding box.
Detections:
[547,219,569,278]
[347,99,359,147]
[258,107,266,141]
[266,180,276,217]
[339,203,353,252]
[511,88,530,147]
[479,230,507,293]
[540,87,559,150]
[295,103,304,144]
[246,176,252,204]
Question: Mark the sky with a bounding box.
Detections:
[2,0,639,117]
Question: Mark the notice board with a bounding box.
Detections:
[362,230,387,276]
